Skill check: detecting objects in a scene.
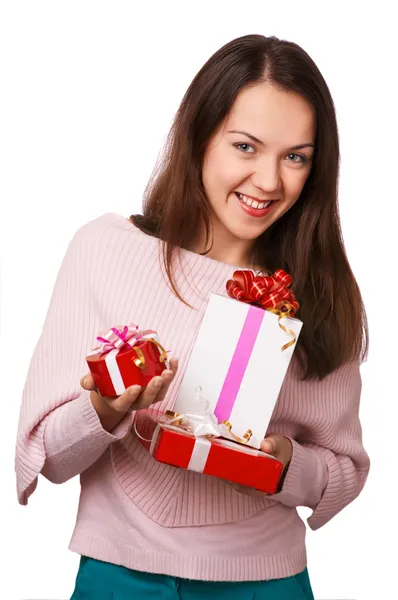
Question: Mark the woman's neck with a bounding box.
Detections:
[191,233,255,269]
[190,217,261,270]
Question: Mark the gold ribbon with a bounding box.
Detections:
[164,410,184,427]
[266,301,297,352]
[164,411,253,445]
[222,420,253,444]
[132,338,168,369]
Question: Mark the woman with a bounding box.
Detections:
[16,34,370,599]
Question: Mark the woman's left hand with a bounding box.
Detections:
[260,433,293,469]
[230,433,293,497]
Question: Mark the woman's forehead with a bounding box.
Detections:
[224,82,316,146]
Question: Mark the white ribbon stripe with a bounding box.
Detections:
[187,437,212,473]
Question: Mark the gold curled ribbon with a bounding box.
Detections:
[132,338,168,369]
[149,339,168,363]
[222,420,253,444]
[164,411,252,445]
[266,301,297,352]
[132,346,146,368]
[164,410,184,426]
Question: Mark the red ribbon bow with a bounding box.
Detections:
[226,269,299,316]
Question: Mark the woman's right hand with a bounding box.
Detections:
[80,358,178,432]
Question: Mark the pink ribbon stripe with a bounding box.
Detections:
[214,305,264,423]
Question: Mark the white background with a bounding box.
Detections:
[1,1,396,599]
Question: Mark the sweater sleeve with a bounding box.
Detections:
[268,360,370,530]
[15,216,134,504]
[40,391,133,484]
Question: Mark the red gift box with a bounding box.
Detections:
[86,324,168,397]
[136,412,284,494]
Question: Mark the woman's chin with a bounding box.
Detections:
[225,221,269,242]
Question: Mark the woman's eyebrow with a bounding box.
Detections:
[228,129,314,150]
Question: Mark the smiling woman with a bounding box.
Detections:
[15,33,370,600]
[132,35,368,381]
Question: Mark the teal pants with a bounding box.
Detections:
[70,556,315,599]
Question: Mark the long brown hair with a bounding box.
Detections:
[131,34,368,380]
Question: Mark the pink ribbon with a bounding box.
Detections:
[93,322,157,355]
[214,306,264,423]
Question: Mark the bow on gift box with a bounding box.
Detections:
[136,386,254,446]
[92,323,168,368]
[164,385,254,445]
[163,410,254,445]
[226,269,300,351]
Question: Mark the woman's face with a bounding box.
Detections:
[201,81,316,262]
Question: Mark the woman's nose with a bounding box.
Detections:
[251,157,281,194]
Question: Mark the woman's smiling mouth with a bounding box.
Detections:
[235,192,276,217]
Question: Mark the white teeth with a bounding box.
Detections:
[236,192,272,210]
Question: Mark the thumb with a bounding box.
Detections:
[261,434,278,455]
[80,372,97,391]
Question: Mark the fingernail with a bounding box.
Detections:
[129,385,141,396]
[153,378,163,389]
[84,377,88,387]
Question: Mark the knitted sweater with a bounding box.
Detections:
[15,212,370,581]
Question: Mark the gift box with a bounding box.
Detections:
[174,269,303,449]
[86,324,169,397]
[135,411,284,494]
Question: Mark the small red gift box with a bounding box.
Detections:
[136,412,284,494]
[86,324,168,397]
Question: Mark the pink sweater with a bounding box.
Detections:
[15,212,370,582]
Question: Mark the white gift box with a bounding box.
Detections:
[175,294,303,449]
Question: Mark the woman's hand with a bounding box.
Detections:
[80,358,178,432]
[231,433,293,497]
[260,433,293,469]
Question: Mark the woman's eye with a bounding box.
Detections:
[286,153,307,163]
[235,143,255,153]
